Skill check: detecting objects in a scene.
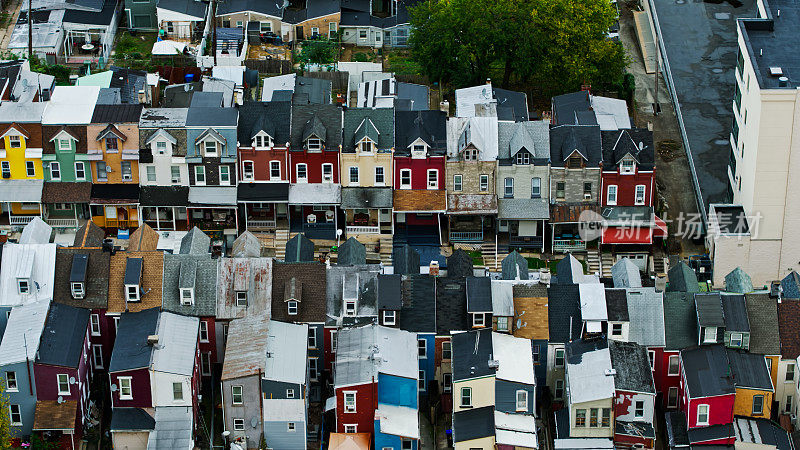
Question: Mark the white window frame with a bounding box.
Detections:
[668,355,680,376]
[634,400,644,418]
[9,404,21,426]
[418,339,427,359]
[287,422,296,432]
[296,164,308,182]
[25,161,35,177]
[50,161,61,180]
[620,158,636,174]
[504,177,514,198]
[288,301,298,315]
[121,161,132,181]
[344,391,357,412]
[233,419,245,431]
[172,382,183,401]
[8,135,21,148]
[472,313,485,328]
[344,424,357,433]
[442,341,452,360]
[634,184,646,205]
[697,404,710,425]
[515,390,528,412]
[382,310,396,326]
[90,314,101,336]
[171,166,181,184]
[74,162,86,180]
[349,166,359,185]
[611,323,623,337]
[321,163,333,182]
[453,174,462,192]
[426,169,438,189]
[156,141,167,154]
[194,166,206,185]
[58,139,71,152]
[286,388,295,398]
[531,177,541,198]
[607,185,618,205]
[375,166,385,186]
[555,348,565,367]
[704,326,717,344]
[219,165,231,185]
[180,288,194,305]
[460,387,472,407]
[126,285,139,302]
[17,279,29,295]
[242,161,255,181]
[118,376,133,400]
[236,291,247,307]
[203,140,218,157]
[787,363,795,382]
[199,320,209,342]
[92,345,103,369]
[5,372,17,392]
[400,169,411,189]
[308,327,317,349]
[307,138,322,151]
[231,385,243,404]
[146,165,156,182]
[648,350,656,371]
[442,373,452,393]
[730,332,743,347]
[479,174,489,192]
[269,161,281,180]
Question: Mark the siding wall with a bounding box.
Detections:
[3,360,37,436]
[222,374,263,445]
[496,164,549,200]
[109,368,151,408]
[495,379,535,414]
[264,420,306,450]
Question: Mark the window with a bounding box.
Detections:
[532,344,540,364]
[25,161,34,177]
[611,323,623,337]
[442,341,452,360]
[401,440,412,450]
[766,358,772,373]
[787,363,795,382]
[496,316,509,332]
[555,348,565,367]
[556,181,565,199]
[166,21,174,33]
[462,149,478,161]
[180,288,194,305]
[288,301,298,315]
[400,169,411,188]
[322,163,333,182]
[68,280,84,299]
[607,185,618,205]
[515,151,530,165]
[194,166,206,185]
[204,141,217,156]
[668,355,680,376]
[17,279,29,294]
[90,314,101,336]
[634,184,646,205]
[0,161,9,178]
[126,285,139,302]
[231,385,243,404]
[268,161,280,180]
[344,424,357,433]
[568,154,583,169]
[236,291,247,307]
[219,165,231,185]
[479,174,489,192]
[307,138,322,151]
[201,352,211,376]
[412,144,426,154]
[311,27,319,36]
[199,321,209,342]
[286,422,296,432]
[472,313,485,328]
[173,382,183,401]
[730,332,743,347]
[697,404,709,425]
[375,166,385,185]
[58,139,71,151]
[668,387,679,408]
[427,169,438,189]
[156,141,167,154]
[787,396,793,413]
[260,21,271,32]
[349,166,359,185]
[359,140,373,153]
[9,405,20,426]
[309,358,318,380]
[5,372,17,392]
[233,419,245,431]
[344,300,356,316]
[50,161,61,180]
[331,330,338,352]
[344,392,356,412]
[601,408,611,427]
[418,370,425,391]
[8,135,21,148]
[648,350,655,370]
[575,409,586,427]
[529,177,541,198]
[453,174,463,192]
[589,408,599,427]
[171,166,181,183]
[555,379,564,399]
[308,328,317,349]
[146,166,156,182]
[460,387,472,407]
[634,400,644,418]
[704,326,717,344]
[92,345,103,369]
[418,339,427,358]
[583,182,592,198]
[515,390,528,411]
[329,21,337,38]
[74,161,89,180]
[296,164,308,182]
[105,137,118,151]
[241,161,255,181]
[118,377,132,399]
[359,29,367,39]
[753,395,764,415]
[382,310,396,326]
[442,373,452,393]
[504,177,514,198]
[621,159,635,174]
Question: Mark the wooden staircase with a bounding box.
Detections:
[378,237,393,265]
[274,229,289,260]
[586,250,601,277]
[652,254,667,275]
[481,241,508,270]
[601,252,615,278]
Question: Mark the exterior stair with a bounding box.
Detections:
[378,236,393,265]
[274,228,289,260]
[586,250,601,277]
[481,241,508,270]
[601,252,615,278]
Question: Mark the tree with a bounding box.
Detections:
[0,378,11,450]
[297,38,337,66]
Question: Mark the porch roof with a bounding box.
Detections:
[90,184,140,204]
[42,181,92,203]
[288,183,341,205]
[497,198,548,220]
[33,400,79,431]
[447,194,497,214]
[0,179,43,202]
[237,182,289,203]
[140,186,189,206]
[393,189,446,212]
[188,186,237,206]
[340,187,393,209]
[601,226,652,245]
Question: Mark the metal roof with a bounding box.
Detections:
[288,183,341,205]
[151,312,199,376]
[492,332,535,384]
[0,179,43,202]
[695,292,725,327]
[334,324,418,387]
[626,287,666,347]
[611,258,642,288]
[466,276,492,313]
[0,299,50,366]
[0,242,57,307]
[187,186,237,205]
[490,280,515,316]
[566,340,615,404]
[221,315,269,380]
[264,320,308,384]
[376,403,420,439]
[147,406,193,450]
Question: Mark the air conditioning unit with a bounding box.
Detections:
[122,175,132,181]
[584,193,592,199]
[172,178,180,184]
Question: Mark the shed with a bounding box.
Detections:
[285,234,315,263]
[501,251,528,281]
[337,237,366,266]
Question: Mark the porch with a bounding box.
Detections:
[393,213,444,246]
[140,206,190,231]
[43,204,87,229]
[90,204,140,231]
[288,205,340,240]
[241,202,288,231]
[343,208,392,236]
[551,223,588,253]
[0,180,45,228]
[63,28,110,65]
[188,206,237,233]
[448,215,494,243]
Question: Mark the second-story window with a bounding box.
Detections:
[8,136,21,148]
[635,185,646,205]
[219,166,231,185]
[453,175,463,192]
[194,166,206,185]
[531,177,541,198]
[50,162,61,180]
[121,162,132,181]
[75,162,86,181]
[322,164,333,182]
[479,174,489,192]
[607,185,618,205]
[375,167,385,185]
[504,178,514,198]
[349,167,359,185]
[270,161,281,180]
[427,169,438,189]
[242,161,254,181]
[106,137,118,151]
[25,161,35,177]
[0,161,9,178]
[296,164,308,182]
[400,169,411,188]
[96,162,107,181]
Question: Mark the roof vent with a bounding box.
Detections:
[487,359,500,369]
[147,335,159,346]
[779,76,790,87]
[605,368,617,376]
[770,67,783,76]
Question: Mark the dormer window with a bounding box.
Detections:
[253,133,273,149]
[288,301,298,315]
[462,149,478,161]
[307,138,322,151]
[383,310,396,326]
[345,300,356,316]
[285,277,301,315]
[8,136,21,148]
[236,291,247,307]
[126,285,140,302]
[515,151,530,165]
[106,137,119,151]
[204,141,218,157]
[58,139,71,152]
[156,141,167,155]
[179,260,197,306]
[17,279,29,295]
[71,282,85,299]
[568,154,583,169]
[412,144,425,153]
[70,254,88,300]
[359,139,374,153]
[180,288,194,305]
[124,257,143,303]
[703,326,717,344]
[472,313,485,328]
[620,158,636,174]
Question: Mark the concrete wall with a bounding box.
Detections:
[549,167,601,204]
[222,374,263,445]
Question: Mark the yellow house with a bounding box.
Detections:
[0,103,47,226]
[729,350,774,419]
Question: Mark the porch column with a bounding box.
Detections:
[172,207,177,231]
[437,213,442,246]
[273,205,277,226]
[155,207,161,231]
[73,205,78,227]
[234,206,239,231]
[38,203,42,218]
[334,206,338,237]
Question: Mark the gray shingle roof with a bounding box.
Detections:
[340,187,393,209]
[612,258,642,288]
[452,328,494,381]
[110,408,155,431]
[781,271,800,299]
[337,237,366,266]
[399,275,436,333]
[497,198,550,220]
[162,254,218,317]
[608,340,655,393]
[453,406,495,443]
[343,108,394,151]
[109,308,160,372]
[466,276,492,313]
[290,104,342,149]
[547,284,582,343]
[681,344,735,398]
[377,274,402,310]
[549,124,602,167]
[745,293,780,355]
[725,267,754,294]
[230,231,261,258]
[626,287,666,347]
[695,293,725,327]
[446,250,474,278]
[436,277,470,334]
[179,227,210,255]
[392,245,419,275]
[497,121,550,160]
[666,261,700,293]
[605,288,629,322]
[285,234,315,262]
[663,292,698,351]
[501,251,528,280]
[721,294,750,333]
[394,110,447,154]
[727,348,773,391]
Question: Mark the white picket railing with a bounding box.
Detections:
[248,219,277,229]
[346,225,380,234]
[9,215,36,225]
[553,239,587,252]
[46,218,79,228]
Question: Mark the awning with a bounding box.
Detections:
[498,198,549,220]
[448,194,497,215]
[602,226,652,245]
[90,184,140,204]
[33,400,78,432]
[41,182,92,203]
[288,183,341,205]
[188,186,237,206]
[653,214,668,238]
[340,187,393,209]
[140,186,190,207]
[0,179,43,202]
[237,182,289,203]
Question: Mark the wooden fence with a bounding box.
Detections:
[244,59,293,74]
[303,71,350,93]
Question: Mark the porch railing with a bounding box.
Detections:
[450,231,483,242]
[248,219,277,229]
[553,239,586,252]
[303,222,336,239]
[105,218,131,229]
[510,235,544,249]
[46,218,79,228]
[346,225,380,234]
[10,215,37,225]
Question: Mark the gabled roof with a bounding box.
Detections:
[745,293,780,355]
[110,408,155,432]
[663,292,698,351]
[108,307,160,372]
[179,227,210,255]
[0,299,50,366]
[20,216,52,244]
[695,292,725,327]
[271,262,327,323]
[285,233,315,262]
[399,275,436,333]
[237,101,291,146]
[781,271,800,299]
[725,267,754,294]
[0,241,57,307]
[666,261,700,293]
[727,348,773,391]
[600,128,654,171]
[611,258,642,288]
[626,288,666,347]
[555,253,586,285]
[337,237,366,266]
[436,277,470,334]
[497,120,550,160]
[394,110,447,154]
[73,221,106,247]
[151,312,199,376]
[127,223,159,252]
[334,324,418,386]
[681,344,735,398]
[162,253,218,317]
[721,294,750,333]
[290,104,342,149]
[53,248,109,309]
[549,124,602,167]
[230,231,261,258]
[501,251,528,280]
[566,339,614,403]
[548,283,583,343]
[446,250,473,278]
[343,108,394,151]
[216,257,271,320]
[326,264,380,326]
[221,315,269,380]
[392,245,420,275]
[608,340,655,393]
[36,302,90,367]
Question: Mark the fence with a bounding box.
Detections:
[244,59,293,74]
[302,70,349,93]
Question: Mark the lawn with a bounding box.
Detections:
[467,250,484,266]
[526,257,587,274]
[384,50,424,76]
[114,31,158,60]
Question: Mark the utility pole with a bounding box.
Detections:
[27,0,32,59]
[653,33,660,116]
[211,0,216,66]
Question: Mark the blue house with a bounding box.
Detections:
[396,275,437,397]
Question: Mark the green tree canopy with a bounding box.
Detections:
[408,0,627,95]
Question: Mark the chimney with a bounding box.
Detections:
[147,335,159,346]
[779,76,789,87]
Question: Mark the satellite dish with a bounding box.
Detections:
[57,396,63,404]
[69,376,76,384]
[250,416,258,428]
[105,165,112,172]
[110,384,118,392]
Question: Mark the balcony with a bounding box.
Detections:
[450,231,483,242]
[46,218,79,228]
[553,239,586,253]
[9,215,37,225]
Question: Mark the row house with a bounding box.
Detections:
[334,324,420,449]
[236,101,291,232]
[31,302,93,449]
[108,308,200,450]
[340,108,394,237]
[608,341,656,449]
[662,264,699,410]
[451,329,537,450]
[0,102,46,226]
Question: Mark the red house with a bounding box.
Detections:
[599,128,666,248]
[393,110,448,245]
[608,341,657,449]
[288,104,342,184]
[677,345,736,445]
[32,303,93,449]
[236,101,292,232]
